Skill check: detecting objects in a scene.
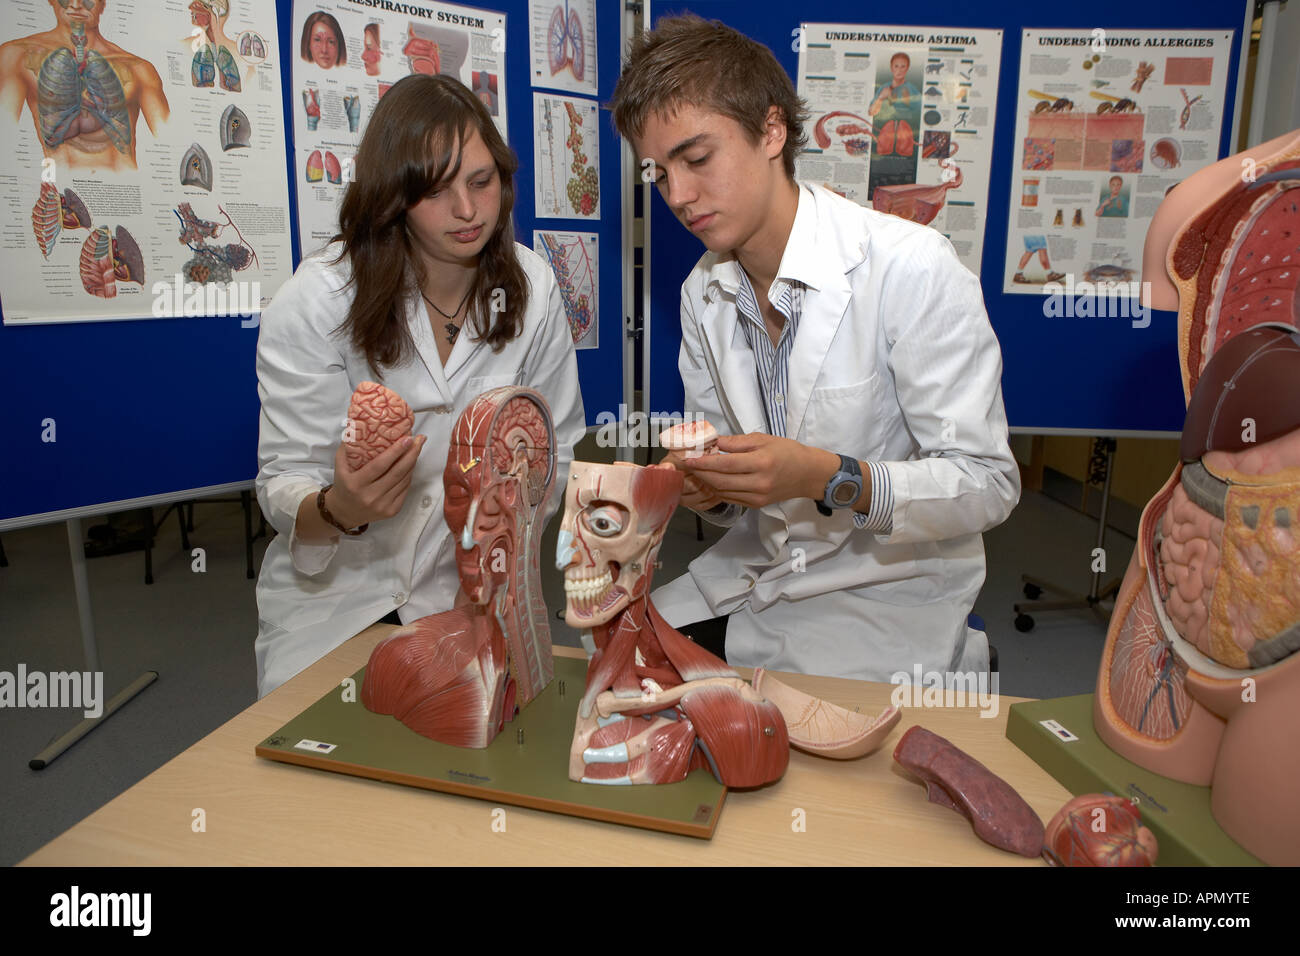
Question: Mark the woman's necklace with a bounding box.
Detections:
[421,285,474,345]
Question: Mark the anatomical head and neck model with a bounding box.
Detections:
[1094,128,1300,865]
[555,461,791,787]
[362,387,556,748]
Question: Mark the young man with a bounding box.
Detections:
[609,16,1020,681]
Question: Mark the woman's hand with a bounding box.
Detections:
[324,434,427,531]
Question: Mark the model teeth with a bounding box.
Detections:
[564,570,613,614]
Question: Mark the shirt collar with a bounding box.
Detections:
[704,183,822,302]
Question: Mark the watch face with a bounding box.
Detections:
[831,480,859,506]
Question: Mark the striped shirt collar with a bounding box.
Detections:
[703,183,824,302]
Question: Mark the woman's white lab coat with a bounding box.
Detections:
[651,184,1020,681]
[253,242,585,696]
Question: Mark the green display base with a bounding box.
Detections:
[1006,694,1262,866]
[256,656,726,838]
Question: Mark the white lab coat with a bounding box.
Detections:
[253,242,585,696]
[651,183,1020,681]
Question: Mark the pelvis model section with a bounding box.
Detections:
[362,387,557,748]
[1094,130,1300,866]
[556,461,790,787]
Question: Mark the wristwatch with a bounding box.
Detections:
[816,454,863,516]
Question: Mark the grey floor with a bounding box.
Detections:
[0,447,1138,866]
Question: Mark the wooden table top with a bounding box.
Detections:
[24,625,1070,866]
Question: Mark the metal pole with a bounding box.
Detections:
[1249,1,1284,147]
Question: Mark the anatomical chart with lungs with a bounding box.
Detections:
[533,92,599,220]
[291,0,508,254]
[1002,28,1231,295]
[0,0,293,324]
[795,23,1002,278]
[534,229,596,349]
[528,0,595,97]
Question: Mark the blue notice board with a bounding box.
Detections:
[644,2,1249,435]
[0,0,624,526]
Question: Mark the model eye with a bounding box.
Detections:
[687,154,709,166]
[584,506,624,537]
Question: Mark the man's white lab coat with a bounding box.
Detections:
[254,243,585,696]
[651,183,1020,681]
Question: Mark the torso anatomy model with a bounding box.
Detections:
[1093,128,1300,866]
[363,387,557,748]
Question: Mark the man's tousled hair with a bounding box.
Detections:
[608,15,809,177]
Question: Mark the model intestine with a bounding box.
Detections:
[362,387,557,747]
[1093,128,1300,866]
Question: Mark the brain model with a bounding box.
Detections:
[344,381,414,470]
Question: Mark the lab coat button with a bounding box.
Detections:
[421,495,432,508]
[393,591,406,604]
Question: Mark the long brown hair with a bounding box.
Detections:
[332,74,528,376]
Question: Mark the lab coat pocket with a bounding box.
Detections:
[466,373,519,399]
[805,374,884,458]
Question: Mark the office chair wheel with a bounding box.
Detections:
[1014,613,1035,633]
[1022,582,1043,600]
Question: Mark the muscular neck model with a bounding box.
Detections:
[556,461,789,787]
[361,387,556,748]
[0,0,169,171]
[1094,129,1300,866]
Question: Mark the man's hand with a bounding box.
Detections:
[679,433,841,509]
[661,448,723,512]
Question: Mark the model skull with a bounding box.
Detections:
[556,462,682,627]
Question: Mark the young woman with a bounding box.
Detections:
[254,74,585,696]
